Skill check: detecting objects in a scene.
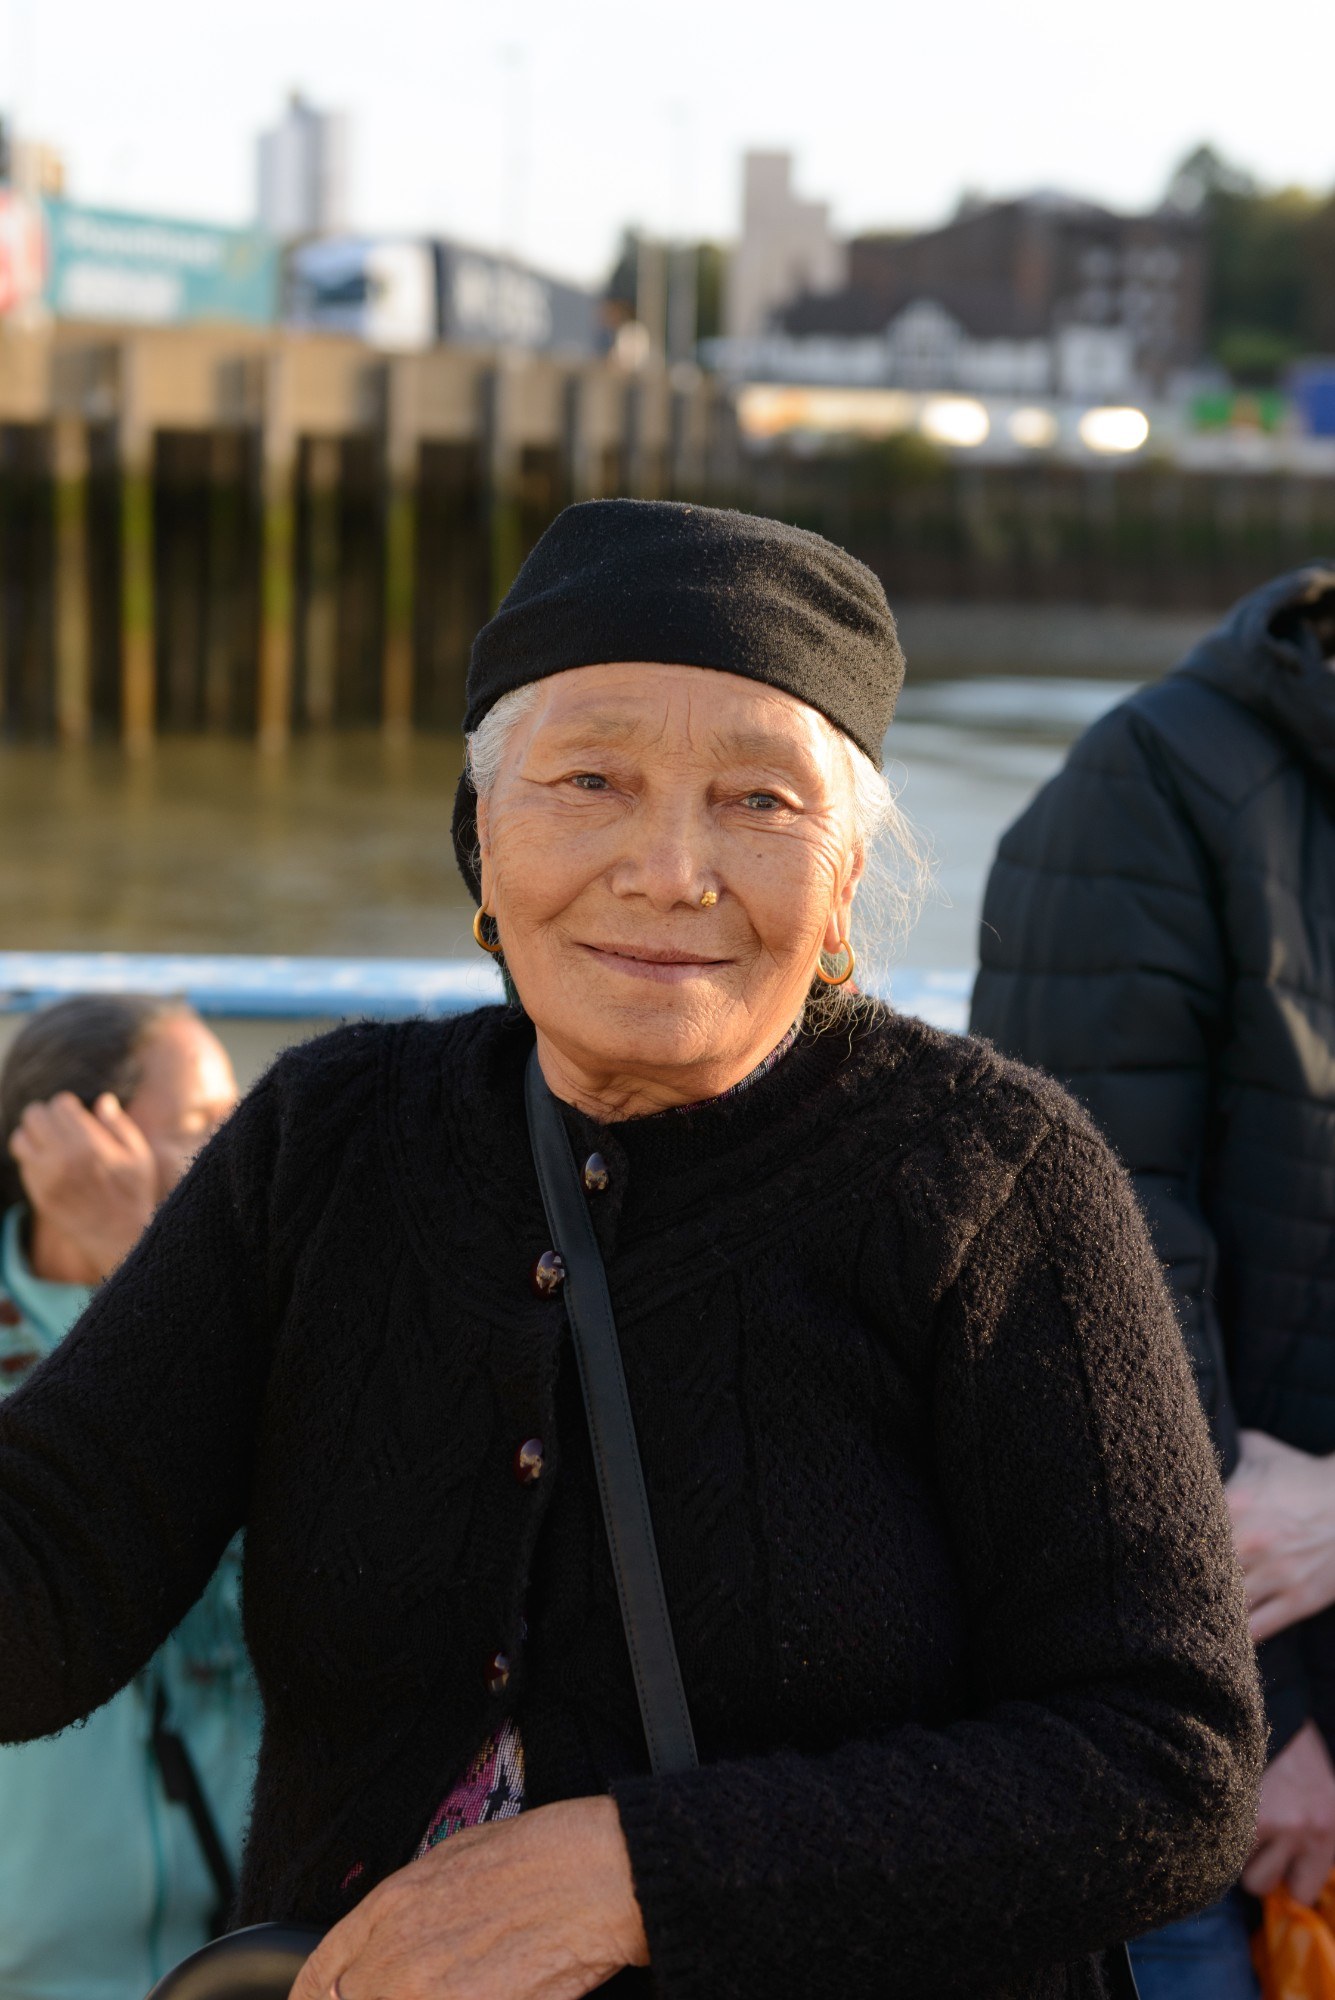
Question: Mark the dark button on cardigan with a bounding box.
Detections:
[0,1000,1262,1999]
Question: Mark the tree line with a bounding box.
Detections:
[1154,144,1332,385]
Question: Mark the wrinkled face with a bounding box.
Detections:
[125,1016,239,1200]
[477,663,862,1096]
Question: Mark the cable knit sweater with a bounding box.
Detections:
[0,1000,1261,2000]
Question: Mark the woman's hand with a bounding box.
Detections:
[290,1797,649,2000]
[1242,1720,1335,1905]
[1227,1429,1335,1641]
[8,1092,158,1281]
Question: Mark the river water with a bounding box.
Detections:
[0,677,1139,973]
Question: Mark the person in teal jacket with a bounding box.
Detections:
[0,995,260,2000]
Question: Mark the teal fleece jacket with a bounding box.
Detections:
[0,1206,261,2000]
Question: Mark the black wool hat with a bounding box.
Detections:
[451,497,905,901]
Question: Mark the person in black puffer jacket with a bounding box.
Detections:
[972,562,1335,1999]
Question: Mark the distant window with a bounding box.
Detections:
[1080,247,1116,281]
[1120,283,1155,325]
[1077,287,1114,321]
[308,272,374,307]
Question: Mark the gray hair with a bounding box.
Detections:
[466,682,930,993]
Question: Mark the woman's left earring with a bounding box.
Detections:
[472,907,503,955]
[816,936,856,987]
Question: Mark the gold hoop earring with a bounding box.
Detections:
[472,907,503,956]
[816,936,856,987]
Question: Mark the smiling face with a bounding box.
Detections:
[476,662,863,1117]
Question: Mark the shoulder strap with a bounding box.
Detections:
[524,1047,698,1777]
[1111,1946,1142,1998]
[150,1682,237,1939]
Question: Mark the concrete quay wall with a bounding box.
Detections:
[0,320,735,747]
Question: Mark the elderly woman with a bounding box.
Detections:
[0,502,1260,2000]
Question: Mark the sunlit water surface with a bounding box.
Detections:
[0,678,1140,973]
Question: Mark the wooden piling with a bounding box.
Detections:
[0,432,9,731]
[381,361,419,739]
[256,355,295,754]
[115,343,158,752]
[382,478,416,736]
[51,419,91,744]
[482,360,525,612]
[257,456,295,751]
[203,429,242,733]
[119,452,155,753]
[301,436,341,729]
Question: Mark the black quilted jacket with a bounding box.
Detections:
[972,561,1335,1753]
[0,1002,1260,1998]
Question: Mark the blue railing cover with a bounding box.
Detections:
[0,954,971,1035]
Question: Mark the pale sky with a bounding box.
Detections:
[4,0,1333,285]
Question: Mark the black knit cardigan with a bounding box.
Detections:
[0,1001,1261,2000]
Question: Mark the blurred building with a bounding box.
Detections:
[782,192,1205,392]
[0,122,67,198]
[257,93,350,241]
[724,151,845,340]
[9,140,66,199]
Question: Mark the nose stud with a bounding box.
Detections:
[699,889,718,909]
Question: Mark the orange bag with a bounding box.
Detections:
[1253,1880,1335,1999]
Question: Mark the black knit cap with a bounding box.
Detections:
[451,497,904,900]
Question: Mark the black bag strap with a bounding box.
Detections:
[1110,1945,1142,1998]
[524,1047,698,1777]
[150,1682,237,1939]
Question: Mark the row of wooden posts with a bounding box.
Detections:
[0,321,739,748]
[7,321,1335,746]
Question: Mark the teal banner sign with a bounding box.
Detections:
[42,199,278,326]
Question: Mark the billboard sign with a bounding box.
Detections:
[1291,363,1335,440]
[1190,389,1287,434]
[41,199,278,326]
[0,191,45,314]
[435,243,598,355]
